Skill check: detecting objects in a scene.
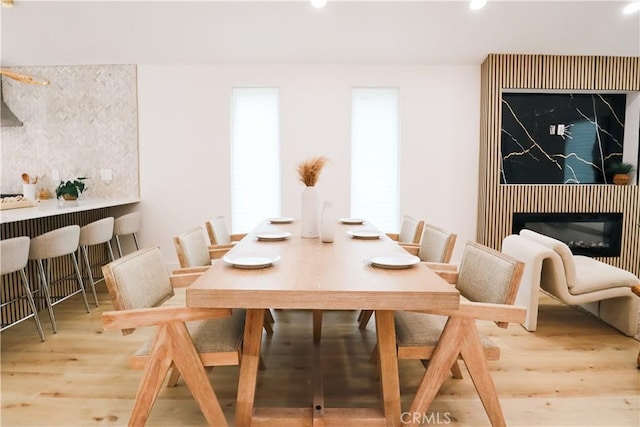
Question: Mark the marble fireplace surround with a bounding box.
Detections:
[478,54,640,278]
[0,65,139,200]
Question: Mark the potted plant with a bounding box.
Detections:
[608,162,635,185]
[55,177,87,200]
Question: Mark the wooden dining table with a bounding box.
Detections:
[186,219,460,427]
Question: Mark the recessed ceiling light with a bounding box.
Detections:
[469,0,487,11]
[623,1,640,14]
[310,0,327,9]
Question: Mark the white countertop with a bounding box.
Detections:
[0,197,140,224]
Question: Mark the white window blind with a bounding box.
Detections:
[231,88,281,233]
[350,88,400,232]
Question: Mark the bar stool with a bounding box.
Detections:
[113,212,141,258]
[0,237,46,341]
[29,225,90,333]
[79,217,115,307]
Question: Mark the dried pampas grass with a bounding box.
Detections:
[297,156,329,187]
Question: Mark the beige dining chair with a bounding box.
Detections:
[373,242,525,427]
[101,246,246,426]
[205,216,246,246]
[386,215,424,245]
[359,223,458,329]
[171,226,274,334]
[172,224,234,267]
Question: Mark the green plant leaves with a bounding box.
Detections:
[55,177,87,199]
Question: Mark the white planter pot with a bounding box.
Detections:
[301,186,320,238]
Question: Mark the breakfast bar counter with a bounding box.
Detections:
[0,196,140,224]
[1,196,140,329]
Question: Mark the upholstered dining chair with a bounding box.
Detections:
[358,223,457,329]
[386,215,424,245]
[411,223,457,264]
[205,216,246,247]
[101,246,246,426]
[171,226,274,334]
[375,242,525,427]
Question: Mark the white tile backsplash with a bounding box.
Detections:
[0,65,138,199]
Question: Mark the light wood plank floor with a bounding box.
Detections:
[1,286,639,426]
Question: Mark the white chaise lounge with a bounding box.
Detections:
[501,229,639,336]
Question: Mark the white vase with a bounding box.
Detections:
[301,186,320,238]
[320,201,335,243]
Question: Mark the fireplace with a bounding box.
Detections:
[512,213,623,258]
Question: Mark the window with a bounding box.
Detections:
[231,88,280,233]
[350,88,400,232]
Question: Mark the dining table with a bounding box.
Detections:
[186,218,460,427]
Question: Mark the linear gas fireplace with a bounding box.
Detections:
[512,213,623,258]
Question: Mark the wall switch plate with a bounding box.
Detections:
[557,124,565,135]
[51,169,60,181]
[549,125,556,135]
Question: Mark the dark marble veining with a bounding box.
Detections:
[500,93,626,184]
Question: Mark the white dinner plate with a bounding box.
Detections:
[223,255,281,269]
[269,217,294,224]
[255,231,292,242]
[347,230,382,240]
[340,218,365,225]
[367,255,421,269]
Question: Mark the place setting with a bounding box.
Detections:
[222,253,282,269]
[347,229,383,240]
[254,231,292,242]
[364,254,421,269]
[268,216,294,224]
[339,217,364,225]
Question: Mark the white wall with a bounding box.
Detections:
[137,64,480,268]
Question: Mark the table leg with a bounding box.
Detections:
[375,310,401,427]
[235,308,265,427]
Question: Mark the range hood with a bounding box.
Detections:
[0,79,23,127]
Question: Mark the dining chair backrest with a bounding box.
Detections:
[457,241,524,326]
[1,236,30,275]
[206,216,231,245]
[417,223,457,263]
[102,246,174,335]
[398,215,424,244]
[173,227,212,268]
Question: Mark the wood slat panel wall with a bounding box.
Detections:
[1,209,111,327]
[478,54,640,276]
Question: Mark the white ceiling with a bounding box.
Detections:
[1,0,639,66]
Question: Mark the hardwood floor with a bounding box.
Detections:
[1,286,638,426]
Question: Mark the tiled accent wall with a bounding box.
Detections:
[0,65,138,198]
